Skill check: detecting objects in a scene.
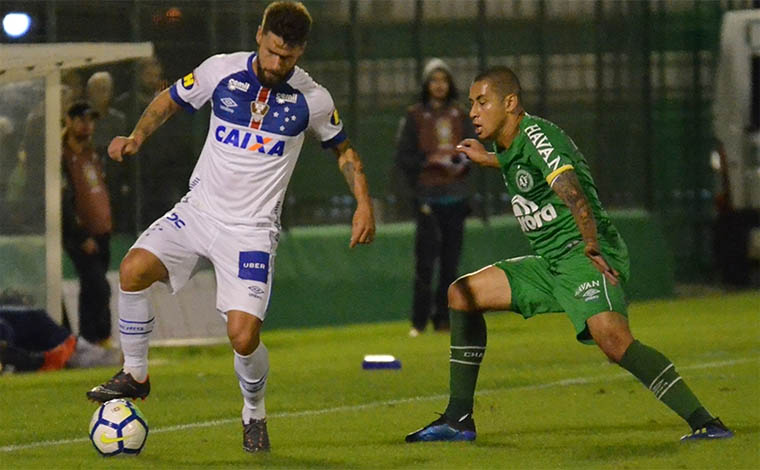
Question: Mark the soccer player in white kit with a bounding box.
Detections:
[86,1,375,453]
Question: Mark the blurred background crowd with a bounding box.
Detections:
[1,0,758,287]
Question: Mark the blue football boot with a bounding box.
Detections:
[680,417,734,442]
[405,413,476,442]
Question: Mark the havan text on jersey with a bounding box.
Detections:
[524,123,560,173]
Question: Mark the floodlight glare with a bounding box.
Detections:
[3,12,32,38]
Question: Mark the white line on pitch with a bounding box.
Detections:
[1,356,755,453]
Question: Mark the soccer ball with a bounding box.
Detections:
[88,399,148,456]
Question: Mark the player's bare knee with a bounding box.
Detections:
[594,330,632,363]
[119,249,165,291]
[448,281,474,312]
[229,329,260,355]
[119,254,149,291]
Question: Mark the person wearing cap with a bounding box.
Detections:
[396,58,476,337]
[86,72,129,232]
[61,101,114,347]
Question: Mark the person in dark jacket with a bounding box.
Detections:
[395,58,476,336]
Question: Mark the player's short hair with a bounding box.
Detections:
[261,1,312,47]
[473,66,522,100]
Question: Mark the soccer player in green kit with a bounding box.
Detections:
[405,66,733,443]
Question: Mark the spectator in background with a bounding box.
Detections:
[114,57,164,123]
[395,58,475,337]
[87,72,127,157]
[87,71,129,233]
[0,288,119,373]
[62,69,85,102]
[61,101,113,347]
[10,85,75,232]
[114,57,193,229]
[0,116,15,224]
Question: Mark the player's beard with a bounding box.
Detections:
[255,61,288,88]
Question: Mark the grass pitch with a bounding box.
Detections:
[1,291,758,469]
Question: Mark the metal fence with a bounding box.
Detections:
[1,0,755,281]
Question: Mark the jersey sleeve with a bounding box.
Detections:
[169,55,221,113]
[305,87,346,149]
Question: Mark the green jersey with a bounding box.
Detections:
[495,113,614,261]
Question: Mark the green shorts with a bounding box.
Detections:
[495,231,631,344]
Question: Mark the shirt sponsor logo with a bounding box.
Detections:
[219,97,238,113]
[228,78,250,92]
[575,280,601,302]
[239,251,269,282]
[524,123,560,173]
[214,125,285,156]
[511,195,557,232]
[275,92,298,104]
[515,168,534,192]
[182,72,195,90]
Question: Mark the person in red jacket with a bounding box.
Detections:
[61,101,113,346]
[395,58,476,336]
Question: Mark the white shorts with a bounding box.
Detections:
[132,198,278,321]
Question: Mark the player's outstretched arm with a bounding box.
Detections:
[456,138,500,168]
[333,140,375,248]
[551,170,619,285]
[108,88,180,162]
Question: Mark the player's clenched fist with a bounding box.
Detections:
[108,136,140,162]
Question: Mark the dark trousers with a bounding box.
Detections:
[63,233,112,342]
[412,200,469,331]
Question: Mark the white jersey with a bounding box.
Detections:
[169,52,345,229]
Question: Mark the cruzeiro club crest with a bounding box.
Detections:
[515,169,534,192]
[250,100,270,124]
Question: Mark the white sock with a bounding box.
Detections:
[118,287,154,382]
[235,343,269,422]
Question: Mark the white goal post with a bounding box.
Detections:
[0,42,153,323]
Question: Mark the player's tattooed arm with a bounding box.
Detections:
[130,89,181,147]
[109,89,180,162]
[334,140,376,248]
[552,170,619,285]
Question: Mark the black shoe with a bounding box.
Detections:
[86,369,150,402]
[243,418,270,452]
[405,413,476,442]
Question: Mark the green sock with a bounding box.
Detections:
[444,310,486,420]
[619,340,713,430]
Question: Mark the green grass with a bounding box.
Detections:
[1,291,758,469]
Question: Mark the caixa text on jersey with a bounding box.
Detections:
[215,125,285,156]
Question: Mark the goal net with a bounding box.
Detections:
[0,42,153,326]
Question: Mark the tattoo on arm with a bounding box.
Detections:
[552,171,597,244]
[132,90,178,144]
[341,161,356,192]
[336,142,371,206]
